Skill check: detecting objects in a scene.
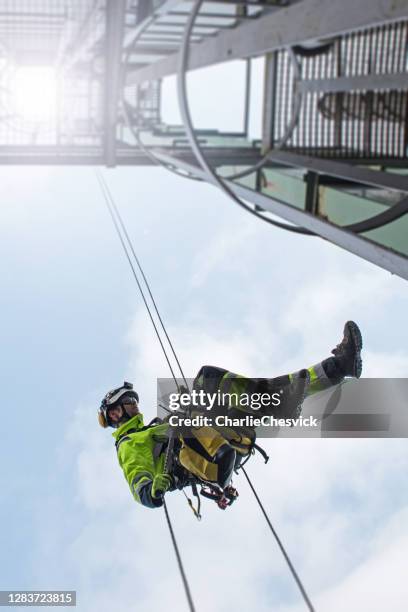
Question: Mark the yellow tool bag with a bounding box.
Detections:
[178,425,238,489]
[213,424,255,456]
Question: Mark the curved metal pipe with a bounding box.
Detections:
[177,0,313,234]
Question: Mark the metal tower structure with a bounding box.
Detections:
[0,0,408,279]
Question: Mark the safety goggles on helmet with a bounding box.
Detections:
[98,381,139,428]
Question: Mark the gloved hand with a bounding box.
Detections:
[151,473,172,499]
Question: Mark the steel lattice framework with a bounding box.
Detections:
[1,0,408,279]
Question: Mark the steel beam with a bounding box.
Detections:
[153,150,408,280]
[104,0,126,167]
[305,171,319,214]
[1,142,407,170]
[266,151,408,193]
[123,0,183,49]
[142,29,215,36]
[261,52,278,152]
[139,35,204,41]
[127,0,408,86]
[0,146,265,167]
[203,0,286,4]
[154,21,233,29]
[298,72,408,94]
[130,45,183,55]
[243,58,251,135]
[0,11,66,19]
[168,11,259,19]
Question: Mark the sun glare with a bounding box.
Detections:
[11,66,58,123]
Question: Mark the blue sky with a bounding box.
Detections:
[1,160,408,612]
[1,58,408,611]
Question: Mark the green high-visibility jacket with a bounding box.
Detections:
[112,413,170,508]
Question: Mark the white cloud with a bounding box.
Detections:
[311,507,408,612]
[62,305,408,611]
[189,223,256,288]
[64,413,408,612]
[363,350,408,377]
[55,183,408,612]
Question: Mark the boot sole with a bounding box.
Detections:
[345,320,363,379]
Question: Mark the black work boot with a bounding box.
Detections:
[331,321,363,379]
[278,369,310,420]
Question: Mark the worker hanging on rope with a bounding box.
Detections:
[97,321,363,512]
